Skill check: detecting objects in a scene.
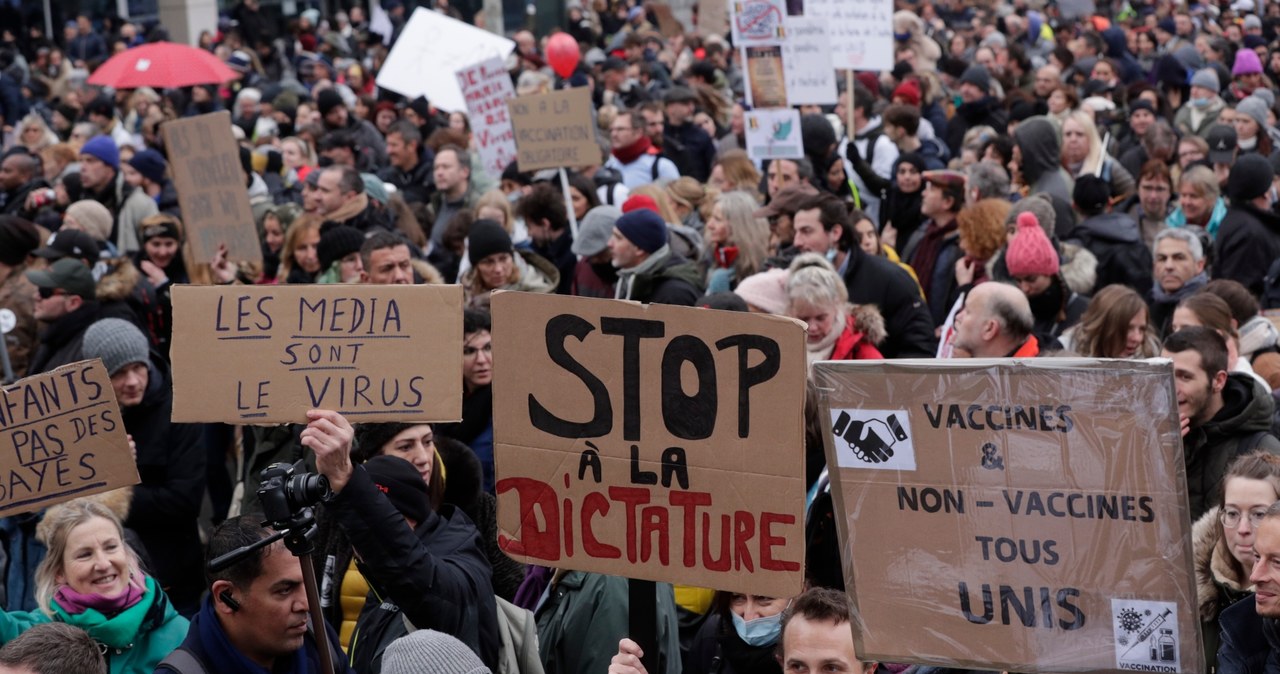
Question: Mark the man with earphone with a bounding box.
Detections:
[154,516,354,674]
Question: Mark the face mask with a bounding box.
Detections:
[826,248,839,263]
[731,610,783,647]
[894,31,912,42]
[1191,97,1210,109]
[507,190,522,204]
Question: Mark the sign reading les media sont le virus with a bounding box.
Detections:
[493,292,806,597]
[170,285,462,424]
[813,359,1201,674]
[0,360,138,516]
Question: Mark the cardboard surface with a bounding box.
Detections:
[456,57,518,181]
[0,360,139,517]
[804,0,894,70]
[648,1,684,37]
[170,284,463,424]
[375,8,515,112]
[813,358,1202,673]
[492,292,807,597]
[507,88,598,171]
[744,109,803,160]
[162,112,262,266]
[697,0,728,37]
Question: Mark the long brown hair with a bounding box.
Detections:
[1072,285,1158,358]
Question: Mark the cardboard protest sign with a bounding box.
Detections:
[782,17,837,105]
[697,0,728,37]
[813,359,1201,673]
[493,292,807,597]
[804,0,893,70]
[647,1,684,37]
[375,8,515,113]
[507,88,598,171]
[0,360,138,516]
[170,284,463,424]
[745,108,803,160]
[162,112,261,266]
[456,57,518,181]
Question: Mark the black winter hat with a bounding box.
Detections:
[1227,154,1275,202]
[317,224,365,272]
[0,216,39,266]
[363,455,430,524]
[354,423,415,463]
[1072,175,1112,215]
[316,88,345,117]
[467,219,514,265]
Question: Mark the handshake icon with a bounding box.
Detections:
[832,411,910,464]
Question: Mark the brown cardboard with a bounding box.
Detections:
[492,292,807,597]
[813,358,1202,674]
[170,284,463,424]
[0,360,139,517]
[506,88,598,171]
[162,111,262,266]
[697,0,728,37]
[648,1,684,37]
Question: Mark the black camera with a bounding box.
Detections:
[257,461,331,529]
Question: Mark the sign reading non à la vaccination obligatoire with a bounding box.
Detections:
[169,284,463,424]
[814,358,1201,674]
[0,359,139,517]
[492,291,807,598]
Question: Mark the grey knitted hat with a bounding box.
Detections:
[1191,68,1220,92]
[381,630,491,674]
[1236,96,1270,129]
[572,205,623,257]
[82,318,150,376]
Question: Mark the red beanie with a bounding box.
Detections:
[622,194,660,215]
[893,79,921,106]
[855,71,880,95]
[1005,212,1059,277]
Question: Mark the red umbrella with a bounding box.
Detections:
[87,42,240,89]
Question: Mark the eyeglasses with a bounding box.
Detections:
[1221,508,1269,528]
[37,286,64,299]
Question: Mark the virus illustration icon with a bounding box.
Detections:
[1118,608,1144,633]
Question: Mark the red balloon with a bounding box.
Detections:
[546,33,581,79]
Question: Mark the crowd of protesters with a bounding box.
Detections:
[8,0,1280,671]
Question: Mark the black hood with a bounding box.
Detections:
[1014,116,1062,186]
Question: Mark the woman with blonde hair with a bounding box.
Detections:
[787,253,885,368]
[0,498,189,673]
[279,214,322,284]
[1060,284,1161,358]
[1061,109,1135,202]
[666,176,716,231]
[13,113,59,153]
[702,191,770,292]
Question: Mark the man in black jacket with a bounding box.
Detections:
[316,88,387,173]
[377,121,434,206]
[520,184,576,295]
[789,193,936,357]
[1218,505,1280,673]
[304,409,500,671]
[1163,327,1280,520]
[81,318,206,613]
[609,209,702,305]
[661,87,716,182]
[1217,154,1280,297]
[25,258,101,375]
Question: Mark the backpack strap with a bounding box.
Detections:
[157,647,208,674]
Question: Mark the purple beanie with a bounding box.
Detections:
[1234,48,1264,77]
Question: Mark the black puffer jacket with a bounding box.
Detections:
[1184,373,1280,520]
[841,247,937,357]
[1066,212,1153,296]
[1216,202,1280,297]
[122,357,206,612]
[333,465,500,672]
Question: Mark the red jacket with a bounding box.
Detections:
[830,314,884,361]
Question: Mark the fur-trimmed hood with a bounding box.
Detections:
[96,258,141,302]
[36,486,134,546]
[1193,505,1252,621]
[848,303,887,346]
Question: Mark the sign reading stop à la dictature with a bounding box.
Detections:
[492,292,807,597]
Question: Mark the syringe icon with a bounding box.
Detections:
[1121,608,1173,658]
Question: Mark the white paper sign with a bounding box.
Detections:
[456,57,518,180]
[375,8,515,113]
[730,0,787,46]
[745,109,803,160]
[782,17,836,105]
[804,0,894,71]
